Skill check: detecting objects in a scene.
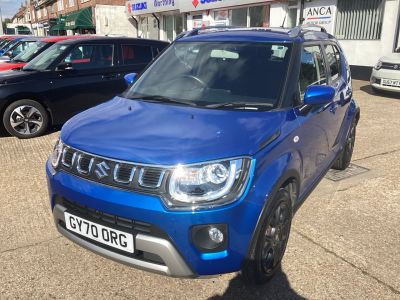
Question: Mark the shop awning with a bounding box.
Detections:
[51,16,66,31]
[16,26,31,34]
[65,7,94,30]
[51,23,65,31]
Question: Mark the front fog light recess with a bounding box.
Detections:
[192,224,228,252]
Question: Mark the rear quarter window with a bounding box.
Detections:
[121,44,153,65]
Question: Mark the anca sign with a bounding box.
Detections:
[303,0,337,34]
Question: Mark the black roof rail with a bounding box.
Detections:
[174,26,240,41]
[288,24,327,38]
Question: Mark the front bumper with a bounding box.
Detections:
[53,202,195,277]
[46,160,261,277]
[370,68,400,92]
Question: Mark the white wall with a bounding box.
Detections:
[269,3,288,27]
[95,5,137,37]
[339,0,400,66]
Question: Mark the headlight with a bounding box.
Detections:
[50,138,64,169]
[166,158,252,209]
[374,60,382,70]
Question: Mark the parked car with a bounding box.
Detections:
[0,35,94,72]
[46,25,360,284]
[0,37,169,138]
[0,36,29,56]
[370,53,400,93]
[0,36,42,63]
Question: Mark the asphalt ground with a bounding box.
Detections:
[0,80,399,299]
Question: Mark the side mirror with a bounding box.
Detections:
[124,73,137,87]
[56,62,73,71]
[5,50,13,57]
[304,85,335,106]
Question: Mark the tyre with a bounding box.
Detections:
[332,119,356,170]
[241,188,293,285]
[3,99,49,139]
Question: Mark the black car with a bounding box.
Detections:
[0,37,169,138]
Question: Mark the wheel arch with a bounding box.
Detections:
[244,167,300,262]
[1,93,54,126]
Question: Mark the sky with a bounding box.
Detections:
[0,0,23,19]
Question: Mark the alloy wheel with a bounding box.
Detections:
[261,201,291,274]
[9,105,44,136]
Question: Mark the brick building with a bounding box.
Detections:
[28,0,133,36]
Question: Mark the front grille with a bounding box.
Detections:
[381,62,400,70]
[58,146,168,194]
[58,197,152,234]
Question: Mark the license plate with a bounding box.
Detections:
[64,212,134,253]
[382,79,400,87]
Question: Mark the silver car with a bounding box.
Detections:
[370,52,400,93]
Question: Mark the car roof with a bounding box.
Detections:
[57,36,169,45]
[40,35,97,43]
[0,35,31,41]
[176,27,336,44]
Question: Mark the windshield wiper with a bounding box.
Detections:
[206,102,274,110]
[129,95,197,107]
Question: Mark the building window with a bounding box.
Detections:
[69,0,75,7]
[57,0,64,11]
[249,5,270,27]
[37,9,41,19]
[43,8,47,17]
[214,5,270,28]
[335,0,385,40]
[164,14,186,42]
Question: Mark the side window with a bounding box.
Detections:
[324,44,341,82]
[299,45,327,95]
[63,44,114,70]
[121,44,152,65]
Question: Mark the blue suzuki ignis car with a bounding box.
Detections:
[47,25,360,284]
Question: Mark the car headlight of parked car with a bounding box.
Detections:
[374,60,382,70]
[166,158,252,209]
[50,138,64,169]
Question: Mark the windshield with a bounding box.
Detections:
[0,40,9,48]
[13,41,48,62]
[126,41,291,108]
[23,43,69,71]
[2,40,19,52]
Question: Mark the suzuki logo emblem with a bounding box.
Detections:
[94,161,110,179]
[394,65,399,70]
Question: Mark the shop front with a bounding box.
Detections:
[65,7,95,35]
[50,16,66,36]
[126,0,185,41]
[179,0,274,30]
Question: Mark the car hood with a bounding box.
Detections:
[61,97,285,165]
[0,62,25,71]
[380,53,400,64]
